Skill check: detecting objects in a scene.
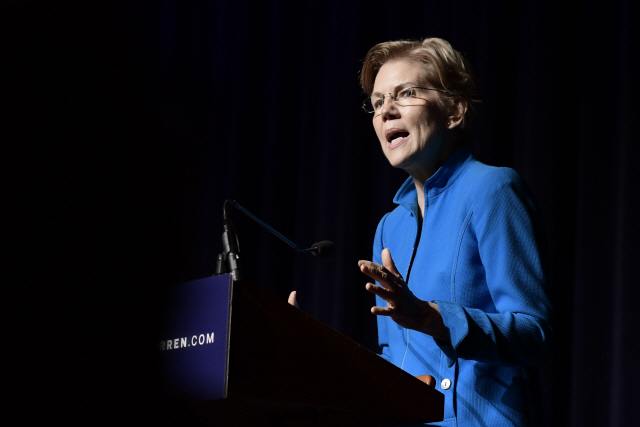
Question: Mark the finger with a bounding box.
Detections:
[359,262,399,291]
[358,259,391,274]
[358,259,384,273]
[287,291,298,308]
[415,375,436,388]
[365,282,397,302]
[382,248,401,277]
[371,306,394,316]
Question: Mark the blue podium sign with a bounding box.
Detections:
[159,274,232,400]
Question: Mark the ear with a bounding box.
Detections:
[446,97,467,129]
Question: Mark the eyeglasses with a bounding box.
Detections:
[362,86,450,114]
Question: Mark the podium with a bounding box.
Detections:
[159,274,444,426]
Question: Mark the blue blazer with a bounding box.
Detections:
[373,147,553,426]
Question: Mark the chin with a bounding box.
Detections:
[386,153,414,170]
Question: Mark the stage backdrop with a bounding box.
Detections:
[5,1,639,425]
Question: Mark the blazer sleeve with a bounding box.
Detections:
[435,169,554,368]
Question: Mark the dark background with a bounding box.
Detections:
[4,0,639,425]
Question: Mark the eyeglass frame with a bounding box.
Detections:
[362,86,451,115]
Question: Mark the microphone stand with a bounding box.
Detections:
[215,200,243,282]
[215,200,334,281]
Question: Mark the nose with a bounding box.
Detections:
[379,95,399,120]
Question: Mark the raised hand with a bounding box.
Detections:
[358,248,449,342]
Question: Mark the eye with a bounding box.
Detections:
[372,97,384,110]
[398,87,415,99]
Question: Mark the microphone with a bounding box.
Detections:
[215,200,243,281]
[215,200,335,278]
[309,240,335,258]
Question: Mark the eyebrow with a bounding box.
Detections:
[371,82,420,97]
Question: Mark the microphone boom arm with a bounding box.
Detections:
[227,200,317,255]
[215,199,335,279]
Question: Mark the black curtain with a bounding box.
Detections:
[5,0,639,425]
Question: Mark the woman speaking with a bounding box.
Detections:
[357,38,553,426]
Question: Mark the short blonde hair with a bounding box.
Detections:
[360,38,479,140]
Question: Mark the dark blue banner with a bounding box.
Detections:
[159,274,232,400]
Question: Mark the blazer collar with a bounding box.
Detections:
[393,145,473,214]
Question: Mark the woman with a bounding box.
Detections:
[357,38,553,426]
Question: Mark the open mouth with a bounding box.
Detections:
[386,129,410,149]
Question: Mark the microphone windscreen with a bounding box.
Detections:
[312,240,335,257]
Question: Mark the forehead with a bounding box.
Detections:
[372,60,426,94]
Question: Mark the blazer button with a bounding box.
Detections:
[441,378,451,390]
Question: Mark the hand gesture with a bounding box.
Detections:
[358,248,449,342]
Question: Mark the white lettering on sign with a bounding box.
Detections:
[159,332,215,351]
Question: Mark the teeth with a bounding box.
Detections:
[391,136,405,143]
